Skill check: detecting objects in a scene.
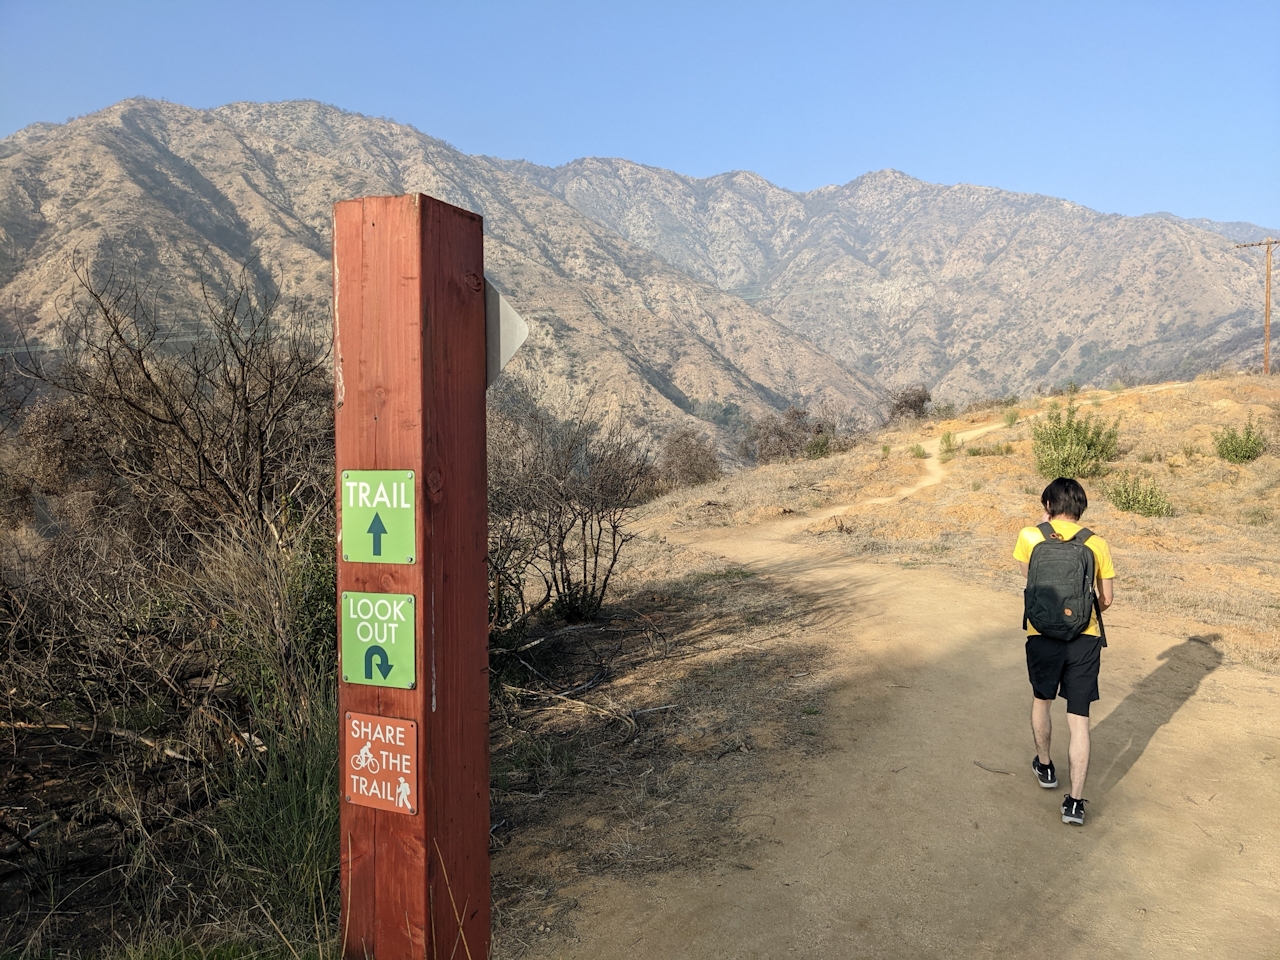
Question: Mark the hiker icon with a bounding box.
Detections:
[351,742,380,774]
[395,776,411,809]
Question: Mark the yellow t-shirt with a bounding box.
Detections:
[1013,520,1115,637]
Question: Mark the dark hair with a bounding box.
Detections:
[1041,477,1088,519]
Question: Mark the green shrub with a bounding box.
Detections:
[1002,409,1019,428]
[804,433,832,459]
[966,442,1013,457]
[939,431,958,455]
[881,443,891,459]
[1031,399,1120,478]
[1213,416,1267,464]
[1104,472,1173,517]
[909,444,928,459]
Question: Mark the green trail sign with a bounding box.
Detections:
[341,470,416,564]
[341,591,416,689]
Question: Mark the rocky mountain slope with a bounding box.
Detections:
[1142,212,1278,245]
[0,99,879,435]
[1,98,1272,429]
[513,157,1271,398]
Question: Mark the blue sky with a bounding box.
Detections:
[1,1,1276,225]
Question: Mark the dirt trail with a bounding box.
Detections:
[545,400,1280,959]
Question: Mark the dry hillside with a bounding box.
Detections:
[0,99,878,435]
[3,98,1275,439]
[643,374,1280,669]
[515,157,1273,398]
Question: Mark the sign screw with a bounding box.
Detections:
[343,675,349,681]
[407,556,414,563]
[346,795,352,802]
[343,471,349,479]
[407,471,414,478]
[343,554,349,561]
[408,681,416,689]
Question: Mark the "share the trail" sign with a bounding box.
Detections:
[344,712,418,815]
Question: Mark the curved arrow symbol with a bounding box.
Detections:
[365,645,393,680]
[367,512,387,556]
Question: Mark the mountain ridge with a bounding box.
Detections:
[0,98,1272,430]
[504,155,1268,395]
[0,98,880,438]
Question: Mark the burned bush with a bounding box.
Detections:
[0,259,338,946]
[487,379,655,635]
[738,404,862,464]
[657,426,722,488]
[886,384,932,422]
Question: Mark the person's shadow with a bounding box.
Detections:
[1089,636,1223,795]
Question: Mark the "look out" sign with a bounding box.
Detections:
[341,591,416,689]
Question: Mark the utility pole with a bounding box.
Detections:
[1236,237,1277,376]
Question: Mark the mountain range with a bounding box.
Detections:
[0,98,1273,436]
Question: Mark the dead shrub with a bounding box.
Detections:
[886,384,931,422]
[0,258,338,948]
[738,404,862,464]
[657,426,722,488]
[487,378,656,634]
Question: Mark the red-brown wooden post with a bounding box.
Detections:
[333,194,490,959]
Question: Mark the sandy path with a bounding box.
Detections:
[544,406,1280,959]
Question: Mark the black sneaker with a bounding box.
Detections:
[1062,795,1087,825]
[1032,757,1058,788]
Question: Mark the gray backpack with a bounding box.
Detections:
[1023,522,1107,645]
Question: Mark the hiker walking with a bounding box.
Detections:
[1014,477,1115,826]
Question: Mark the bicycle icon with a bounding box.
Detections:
[350,742,380,774]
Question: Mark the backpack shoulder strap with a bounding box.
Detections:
[1074,526,1107,644]
[1036,521,1056,540]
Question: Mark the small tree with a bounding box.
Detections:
[886,385,931,422]
[487,379,655,632]
[657,426,722,488]
[23,256,333,546]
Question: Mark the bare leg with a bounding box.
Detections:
[1067,712,1091,797]
[1031,697,1053,764]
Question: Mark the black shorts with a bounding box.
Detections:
[1026,634,1102,717]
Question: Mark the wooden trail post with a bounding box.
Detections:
[333,194,491,959]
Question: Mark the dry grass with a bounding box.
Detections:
[803,380,1279,671]
[640,442,924,530]
[627,378,1280,675]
